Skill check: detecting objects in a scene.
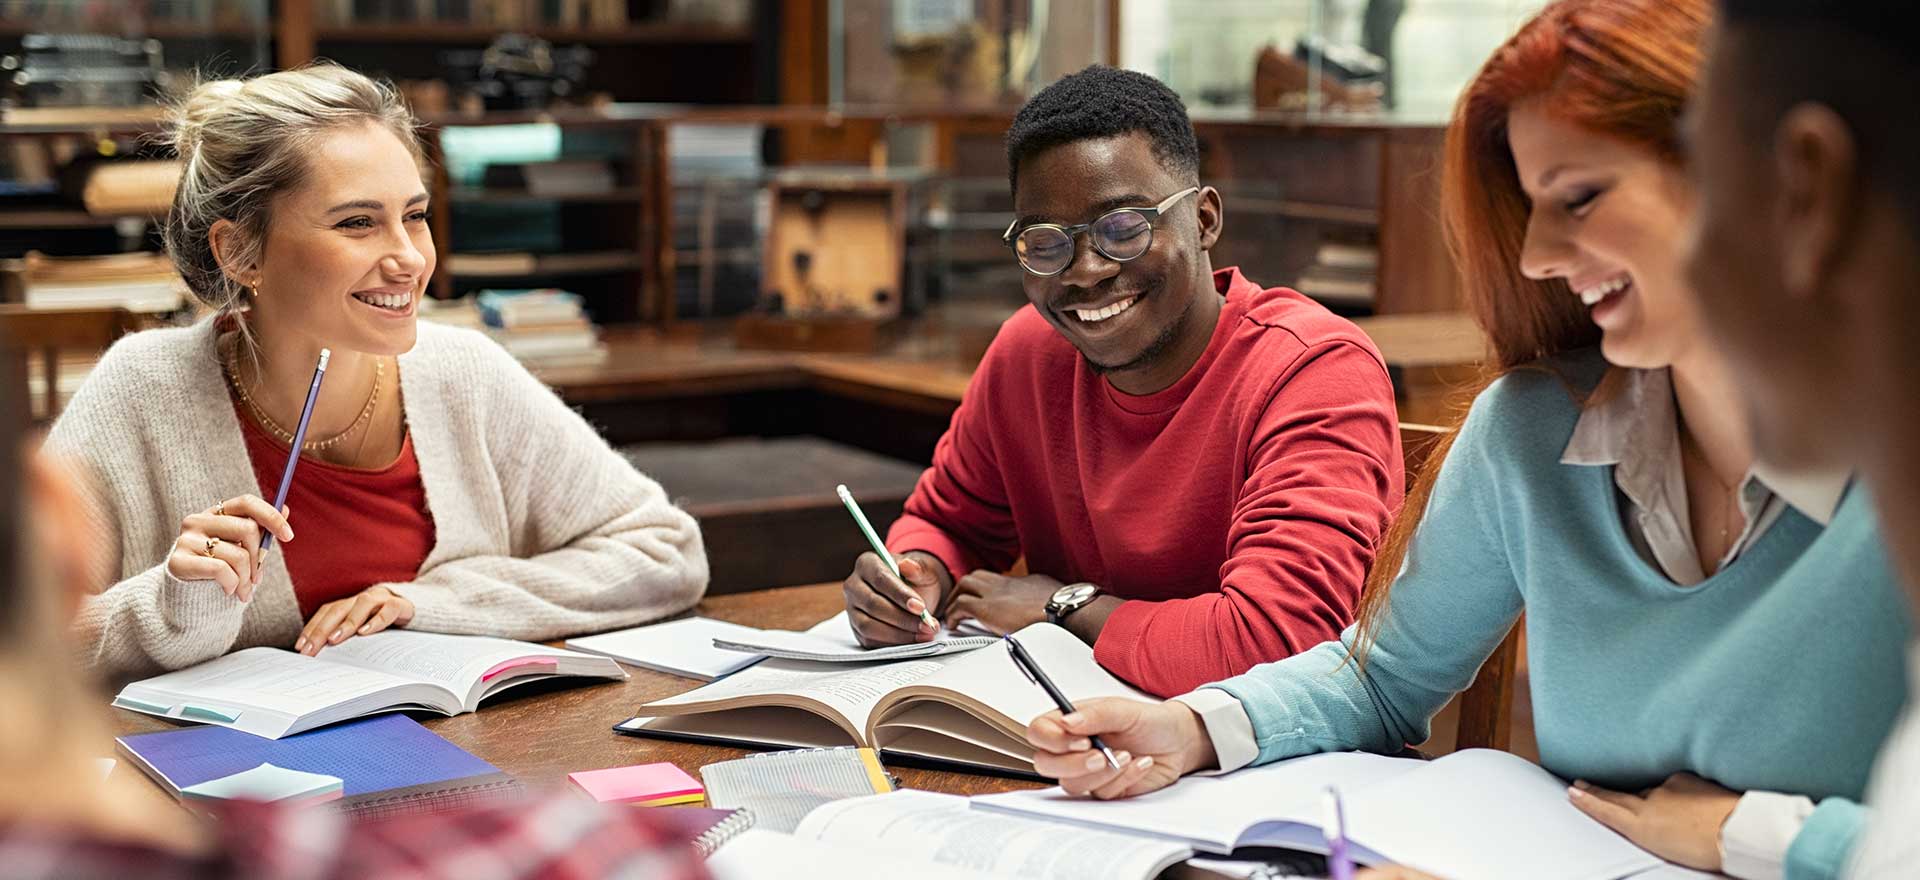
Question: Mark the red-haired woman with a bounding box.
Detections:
[1021,2,1908,877]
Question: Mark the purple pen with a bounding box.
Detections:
[1323,786,1354,880]
[259,348,329,553]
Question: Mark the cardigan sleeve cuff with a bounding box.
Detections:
[1170,687,1259,774]
[1721,790,1815,880]
[1783,797,1867,880]
[383,580,468,632]
[160,567,246,620]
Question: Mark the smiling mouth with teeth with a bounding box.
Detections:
[1577,276,1630,307]
[1071,296,1138,324]
[354,290,413,312]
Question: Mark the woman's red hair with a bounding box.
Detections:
[1353,0,1708,665]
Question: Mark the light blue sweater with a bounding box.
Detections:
[1204,351,1909,880]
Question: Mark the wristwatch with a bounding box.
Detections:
[1045,582,1102,626]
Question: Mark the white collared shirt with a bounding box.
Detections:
[1174,366,1852,880]
[1559,367,1847,584]
[1845,641,1920,878]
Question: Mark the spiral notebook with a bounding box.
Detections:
[648,806,758,858]
[117,714,520,819]
[698,747,895,833]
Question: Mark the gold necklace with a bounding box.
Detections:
[223,338,382,453]
[1682,436,1741,543]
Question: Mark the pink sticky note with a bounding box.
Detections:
[567,762,704,805]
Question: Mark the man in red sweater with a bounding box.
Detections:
[841,66,1403,697]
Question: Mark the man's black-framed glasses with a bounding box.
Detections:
[1002,186,1201,277]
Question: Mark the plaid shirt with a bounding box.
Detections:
[0,792,710,880]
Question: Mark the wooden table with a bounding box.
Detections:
[109,582,1047,799]
[531,324,977,415]
[535,314,1481,433]
[539,315,1480,409]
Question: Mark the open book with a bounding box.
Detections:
[617,622,1150,777]
[707,791,1191,880]
[973,749,1664,880]
[114,630,628,739]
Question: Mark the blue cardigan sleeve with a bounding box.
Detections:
[1785,798,1866,880]
[1201,377,1531,762]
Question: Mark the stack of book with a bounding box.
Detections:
[416,294,489,331]
[1292,241,1379,311]
[670,124,763,318]
[13,250,186,313]
[476,288,607,367]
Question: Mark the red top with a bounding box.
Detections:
[887,268,1404,697]
[237,403,436,618]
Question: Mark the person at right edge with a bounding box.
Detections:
[1680,1,1920,876]
[1022,3,1910,879]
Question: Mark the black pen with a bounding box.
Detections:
[1005,634,1121,770]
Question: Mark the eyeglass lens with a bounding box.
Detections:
[1015,209,1155,275]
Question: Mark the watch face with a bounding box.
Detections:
[1052,583,1099,606]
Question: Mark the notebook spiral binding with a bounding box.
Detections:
[693,807,757,858]
[342,777,524,821]
[728,746,902,789]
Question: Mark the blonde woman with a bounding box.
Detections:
[3,384,709,879]
[46,64,707,678]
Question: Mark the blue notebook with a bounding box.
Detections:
[117,714,520,818]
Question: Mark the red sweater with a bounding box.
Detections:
[887,268,1403,697]
[237,407,437,619]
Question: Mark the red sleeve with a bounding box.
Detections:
[1093,341,1404,697]
[885,343,1022,581]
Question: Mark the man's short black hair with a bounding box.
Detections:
[1717,1,1919,226]
[1719,1,1915,59]
[1005,65,1199,195]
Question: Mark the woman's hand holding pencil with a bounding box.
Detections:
[165,493,294,602]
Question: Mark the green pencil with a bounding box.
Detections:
[836,483,939,630]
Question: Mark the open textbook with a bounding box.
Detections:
[973,749,1665,880]
[617,622,1150,776]
[707,791,1191,880]
[114,630,627,739]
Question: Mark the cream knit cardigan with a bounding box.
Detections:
[46,318,708,680]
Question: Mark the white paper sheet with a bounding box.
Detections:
[567,617,769,680]
[798,791,1191,880]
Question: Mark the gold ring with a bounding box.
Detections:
[204,536,221,556]
[214,502,226,517]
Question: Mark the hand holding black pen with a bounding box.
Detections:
[1005,634,1121,770]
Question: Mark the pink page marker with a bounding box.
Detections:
[481,657,558,682]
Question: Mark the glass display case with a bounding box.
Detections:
[829,0,1110,107]
[0,0,273,109]
[1119,0,1549,120]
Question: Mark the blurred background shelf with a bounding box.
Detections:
[449,186,650,204]
[314,22,751,44]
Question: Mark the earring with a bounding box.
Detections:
[249,279,260,298]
